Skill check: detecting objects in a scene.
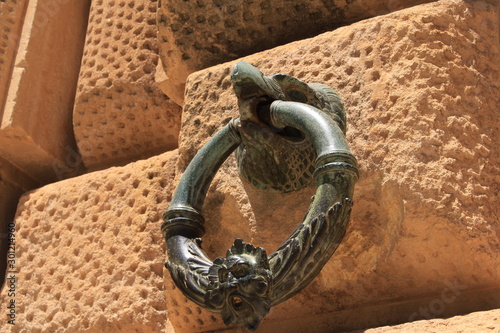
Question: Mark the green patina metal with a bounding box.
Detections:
[232,61,346,192]
[161,62,358,330]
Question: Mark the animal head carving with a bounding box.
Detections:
[230,61,345,192]
[205,239,272,330]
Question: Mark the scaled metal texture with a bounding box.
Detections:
[161,62,358,330]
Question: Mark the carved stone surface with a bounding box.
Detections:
[0,0,498,332]
[0,151,178,333]
[169,0,499,331]
[0,0,90,182]
[73,0,181,171]
[0,0,27,113]
[156,0,434,104]
[0,157,37,286]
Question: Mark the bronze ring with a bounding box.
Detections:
[161,97,358,330]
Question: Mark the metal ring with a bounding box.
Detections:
[162,101,358,330]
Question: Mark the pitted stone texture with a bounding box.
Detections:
[164,275,224,331]
[0,157,37,286]
[171,0,500,331]
[0,0,27,113]
[157,0,434,105]
[0,151,177,333]
[0,0,89,182]
[73,0,181,171]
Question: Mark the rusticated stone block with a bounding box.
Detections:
[0,0,27,113]
[0,0,90,183]
[73,0,181,171]
[156,0,434,104]
[169,0,500,331]
[0,150,177,332]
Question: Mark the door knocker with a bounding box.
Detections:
[161,62,358,330]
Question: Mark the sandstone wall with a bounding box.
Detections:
[168,0,499,331]
[0,0,498,332]
[0,157,37,287]
[0,151,177,332]
[156,0,435,104]
[0,0,27,114]
[0,0,90,291]
[0,0,90,183]
[73,0,182,171]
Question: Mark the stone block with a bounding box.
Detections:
[0,0,28,113]
[0,157,37,287]
[0,0,90,183]
[0,150,178,332]
[355,308,500,332]
[168,0,500,331]
[73,0,182,171]
[156,0,435,104]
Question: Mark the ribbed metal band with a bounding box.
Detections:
[315,151,358,169]
[162,208,205,239]
[313,162,359,182]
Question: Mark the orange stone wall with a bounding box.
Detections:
[169,1,499,331]
[0,0,498,332]
[0,0,27,115]
[156,0,434,104]
[0,0,90,182]
[0,157,36,286]
[0,151,177,332]
[0,0,91,289]
[73,0,181,171]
